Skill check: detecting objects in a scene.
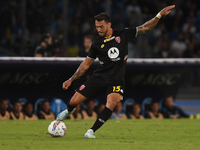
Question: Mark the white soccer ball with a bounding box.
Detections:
[48,120,67,137]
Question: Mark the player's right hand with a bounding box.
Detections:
[62,79,72,90]
[159,5,175,16]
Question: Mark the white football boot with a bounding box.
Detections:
[83,129,96,138]
[56,108,76,121]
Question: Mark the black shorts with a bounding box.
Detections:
[76,75,125,99]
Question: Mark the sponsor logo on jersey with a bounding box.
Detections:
[101,44,104,48]
[104,36,115,43]
[107,47,119,59]
[115,37,121,43]
[79,85,85,91]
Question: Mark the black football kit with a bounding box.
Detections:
[77,28,137,99]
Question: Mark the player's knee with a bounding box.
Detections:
[106,103,116,111]
[69,92,87,106]
[106,98,122,111]
[69,100,77,106]
[69,97,82,106]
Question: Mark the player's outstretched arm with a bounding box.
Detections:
[136,5,175,37]
[62,57,94,90]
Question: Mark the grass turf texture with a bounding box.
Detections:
[0,119,199,150]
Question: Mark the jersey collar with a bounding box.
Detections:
[103,30,116,43]
[104,29,113,39]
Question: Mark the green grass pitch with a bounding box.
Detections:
[0,119,199,150]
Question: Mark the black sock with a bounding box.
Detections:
[67,101,76,112]
[91,107,112,132]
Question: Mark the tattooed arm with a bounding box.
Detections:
[62,57,94,90]
[136,17,160,37]
[136,5,175,37]
[70,57,94,82]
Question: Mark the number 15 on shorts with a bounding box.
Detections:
[113,86,121,92]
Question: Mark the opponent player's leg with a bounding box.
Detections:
[84,93,122,138]
[56,92,87,120]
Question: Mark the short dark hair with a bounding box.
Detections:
[133,103,141,108]
[94,12,111,23]
[23,102,33,108]
[0,98,8,104]
[86,99,94,105]
[13,101,22,106]
[42,99,50,105]
[150,100,159,106]
[23,102,33,112]
[164,96,174,102]
[84,35,93,41]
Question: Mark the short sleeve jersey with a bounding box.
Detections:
[88,28,137,81]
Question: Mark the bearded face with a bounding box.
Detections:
[95,20,111,37]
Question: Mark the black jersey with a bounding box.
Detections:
[35,45,55,57]
[88,28,137,81]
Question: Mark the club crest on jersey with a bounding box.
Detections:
[115,37,121,43]
[79,85,85,91]
[108,47,119,59]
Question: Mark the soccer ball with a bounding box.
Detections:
[48,120,67,137]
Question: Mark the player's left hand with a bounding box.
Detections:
[159,5,175,16]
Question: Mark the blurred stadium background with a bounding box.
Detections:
[0,0,200,116]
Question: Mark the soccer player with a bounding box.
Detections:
[57,5,175,138]
[10,101,24,120]
[23,102,38,120]
[147,100,164,119]
[0,99,10,120]
[130,103,144,119]
[160,96,189,118]
[37,99,55,119]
